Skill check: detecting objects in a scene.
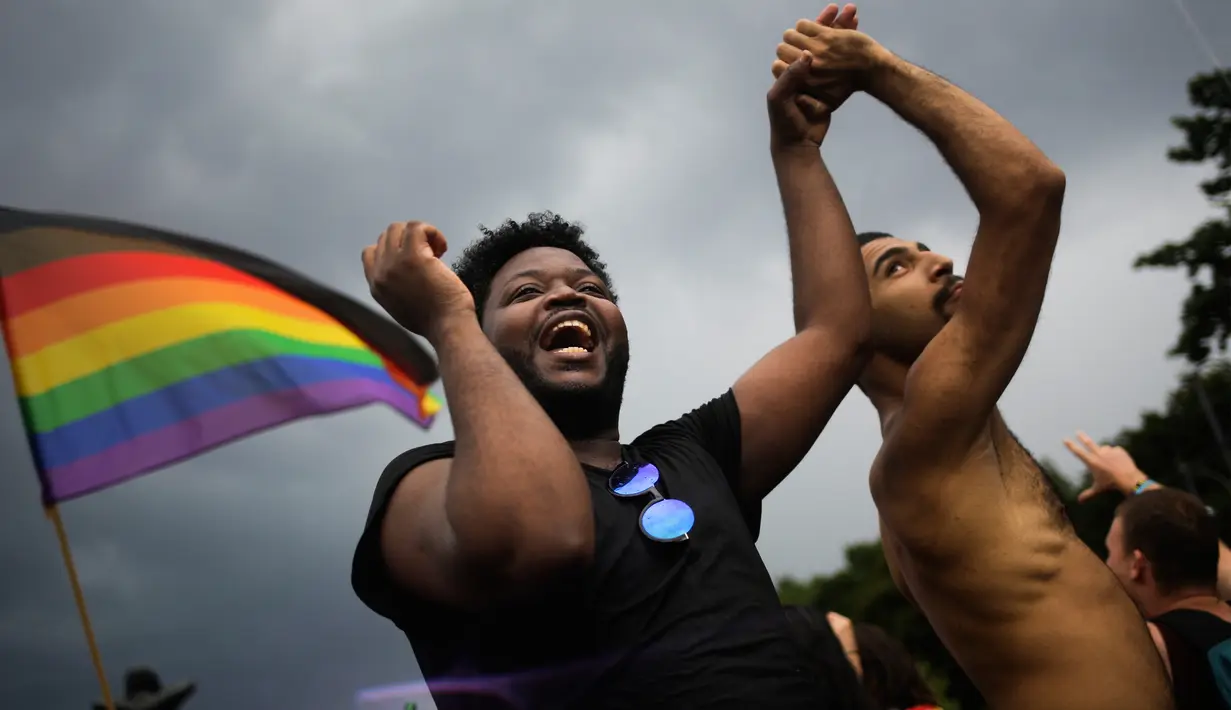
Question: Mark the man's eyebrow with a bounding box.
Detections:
[917,243,930,252]
[872,246,908,276]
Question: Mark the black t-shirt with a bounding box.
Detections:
[1151,608,1231,710]
[352,391,828,709]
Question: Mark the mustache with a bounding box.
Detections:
[932,276,965,314]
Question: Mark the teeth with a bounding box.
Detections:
[553,346,588,354]
[552,320,591,337]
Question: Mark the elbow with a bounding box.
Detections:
[446,460,595,591]
[501,530,594,594]
[1018,161,1066,210]
[461,516,595,590]
[982,162,1065,226]
[513,495,596,577]
[1033,162,1067,200]
[527,519,596,572]
[443,526,592,609]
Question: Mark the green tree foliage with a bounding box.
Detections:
[1135,69,1231,365]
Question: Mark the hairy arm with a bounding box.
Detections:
[730,144,871,504]
[381,313,593,608]
[870,55,1066,476]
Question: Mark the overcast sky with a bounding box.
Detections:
[2,1,1230,708]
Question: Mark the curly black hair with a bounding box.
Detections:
[452,211,617,318]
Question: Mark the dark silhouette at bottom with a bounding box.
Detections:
[93,667,196,710]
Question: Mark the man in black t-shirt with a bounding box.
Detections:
[351,7,871,708]
[1066,436,1231,710]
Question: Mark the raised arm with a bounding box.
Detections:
[730,9,872,505]
[868,51,1066,462]
[777,22,1065,467]
[362,222,593,609]
[1065,432,1231,600]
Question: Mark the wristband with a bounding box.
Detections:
[1133,479,1158,495]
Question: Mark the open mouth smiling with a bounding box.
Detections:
[539,317,597,355]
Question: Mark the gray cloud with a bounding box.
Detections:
[3,0,1230,708]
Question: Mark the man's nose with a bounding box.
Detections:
[927,254,955,281]
[543,285,585,309]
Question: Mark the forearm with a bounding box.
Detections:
[865,53,1064,218]
[771,145,870,338]
[429,314,592,563]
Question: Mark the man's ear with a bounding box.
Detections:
[1129,549,1150,583]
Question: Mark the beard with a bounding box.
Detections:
[499,341,630,441]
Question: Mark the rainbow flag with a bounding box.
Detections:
[0,206,442,504]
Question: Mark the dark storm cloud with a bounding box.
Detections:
[3,1,1230,708]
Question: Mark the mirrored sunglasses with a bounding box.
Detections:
[608,462,695,542]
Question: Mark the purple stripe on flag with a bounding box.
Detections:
[41,378,432,503]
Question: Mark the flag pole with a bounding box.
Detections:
[45,504,116,710]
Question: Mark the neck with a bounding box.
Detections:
[569,433,623,468]
[859,353,912,434]
[1145,587,1224,618]
[540,396,621,441]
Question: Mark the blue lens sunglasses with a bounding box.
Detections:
[607,461,695,542]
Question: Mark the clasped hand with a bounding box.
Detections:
[767,4,882,148]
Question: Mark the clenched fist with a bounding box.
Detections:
[361,221,475,342]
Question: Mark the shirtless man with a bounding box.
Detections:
[774,17,1174,710]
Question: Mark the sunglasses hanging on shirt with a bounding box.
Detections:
[608,461,695,542]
